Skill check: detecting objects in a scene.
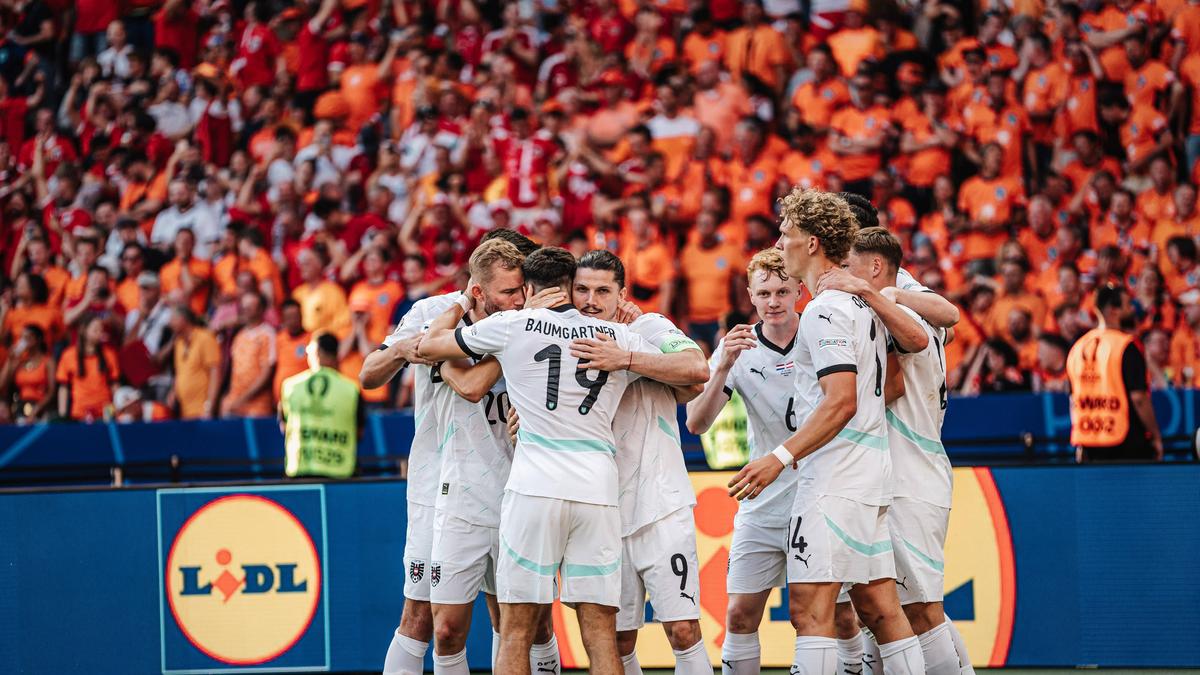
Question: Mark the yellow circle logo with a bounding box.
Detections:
[165,494,321,665]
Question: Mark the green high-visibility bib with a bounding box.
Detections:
[700,390,751,469]
[281,366,359,479]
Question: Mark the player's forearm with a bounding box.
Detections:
[440,358,502,403]
[779,394,857,463]
[629,349,709,386]
[360,348,404,389]
[685,368,732,434]
[894,288,959,328]
[860,287,928,353]
[417,303,471,361]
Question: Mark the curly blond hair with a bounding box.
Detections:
[778,188,858,263]
[746,248,789,283]
[469,239,525,283]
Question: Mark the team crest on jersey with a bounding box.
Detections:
[430,564,442,587]
[410,561,425,583]
[995,186,1007,199]
[775,361,795,376]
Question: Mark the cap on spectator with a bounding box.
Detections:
[898,61,924,86]
[535,210,561,226]
[431,192,451,206]
[314,92,350,119]
[489,199,513,213]
[137,271,160,288]
[328,42,350,71]
[114,386,143,410]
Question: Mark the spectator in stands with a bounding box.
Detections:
[1032,333,1070,394]
[222,291,276,418]
[274,299,310,402]
[1,325,54,422]
[680,210,740,353]
[292,248,349,335]
[121,271,173,398]
[168,306,220,420]
[112,385,171,423]
[56,314,119,422]
[1144,328,1174,390]
[2,272,62,348]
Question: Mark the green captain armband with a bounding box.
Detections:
[659,335,702,353]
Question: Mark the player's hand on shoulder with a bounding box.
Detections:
[526,286,568,309]
[727,455,785,501]
[394,334,434,366]
[613,300,643,324]
[719,324,756,368]
[570,332,628,371]
[506,405,520,445]
[879,286,899,302]
[816,267,870,297]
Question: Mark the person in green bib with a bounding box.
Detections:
[279,332,365,479]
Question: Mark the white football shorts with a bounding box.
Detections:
[888,497,949,605]
[403,501,436,601]
[617,507,701,631]
[497,491,621,607]
[429,508,498,604]
[786,494,895,586]
[726,517,788,595]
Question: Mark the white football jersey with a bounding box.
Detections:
[793,290,891,506]
[456,305,657,506]
[435,315,515,528]
[383,292,460,507]
[614,314,701,536]
[896,267,929,292]
[888,305,952,508]
[710,318,803,528]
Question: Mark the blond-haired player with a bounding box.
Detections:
[686,248,803,674]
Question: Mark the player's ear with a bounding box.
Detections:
[618,286,627,302]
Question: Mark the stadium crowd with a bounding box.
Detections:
[1,0,1199,423]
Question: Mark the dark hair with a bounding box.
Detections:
[76,314,110,380]
[838,191,879,229]
[852,227,903,271]
[1167,235,1197,261]
[522,247,577,292]
[1038,333,1070,352]
[281,298,301,312]
[23,324,46,353]
[627,124,651,143]
[403,253,428,268]
[22,272,49,305]
[986,338,1019,367]
[1095,283,1128,312]
[577,250,626,288]
[482,228,540,256]
[315,332,339,357]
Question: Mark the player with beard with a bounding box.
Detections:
[362,228,542,675]
[418,247,705,675]
[729,189,926,675]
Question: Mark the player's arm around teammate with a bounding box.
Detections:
[360,334,429,389]
[569,331,710,385]
[816,267,928,354]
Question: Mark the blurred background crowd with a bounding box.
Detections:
[1,0,1200,424]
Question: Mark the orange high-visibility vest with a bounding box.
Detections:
[1066,328,1135,447]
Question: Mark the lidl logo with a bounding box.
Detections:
[158,486,329,673]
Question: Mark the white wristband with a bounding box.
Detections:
[771,445,793,467]
[456,294,472,313]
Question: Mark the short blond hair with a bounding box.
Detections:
[852,226,903,272]
[778,188,858,263]
[469,239,524,283]
[746,248,790,284]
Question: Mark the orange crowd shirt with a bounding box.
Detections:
[1121,104,1169,166]
[790,78,850,130]
[680,239,740,323]
[727,153,780,226]
[56,345,119,420]
[227,322,277,416]
[682,30,726,71]
[827,26,882,77]
[957,174,1026,262]
[621,237,676,315]
[964,104,1030,179]
[174,327,221,420]
[274,330,311,400]
[724,24,791,90]
[828,105,891,182]
[160,256,213,317]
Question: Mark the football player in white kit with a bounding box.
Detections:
[685,248,804,675]
[569,251,710,675]
[729,189,926,675]
[420,239,560,675]
[360,229,542,675]
[817,227,973,675]
[418,247,707,675]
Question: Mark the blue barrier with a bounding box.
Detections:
[1,391,1198,483]
[0,466,1197,672]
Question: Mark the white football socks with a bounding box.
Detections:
[918,622,960,675]
[491,630,501,672]
[621,650,642,675]
[861,630,883,675]
[383,629,429,675]
[792,636,837,675]
[879,636,926,675]
[944,615,975,675]
[838,635,865,675]
[721,631,761,675]
[673,639,712,675]
[433,648,468,675]
[531,635,561,674]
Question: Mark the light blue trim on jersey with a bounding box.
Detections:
[501,537,559,576]
[900,536,945,572]
[886,409,947,456]
[656,415,680,446]
[517,429,617,455]
[562,559,620,578]
[824,515,893,556]
[835,427,888,451]
[438,421,457,451]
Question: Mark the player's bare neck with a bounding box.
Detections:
[800,258,839,298]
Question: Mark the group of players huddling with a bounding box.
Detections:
[361,188,973,675]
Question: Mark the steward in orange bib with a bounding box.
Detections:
[1066,285,1162,462]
